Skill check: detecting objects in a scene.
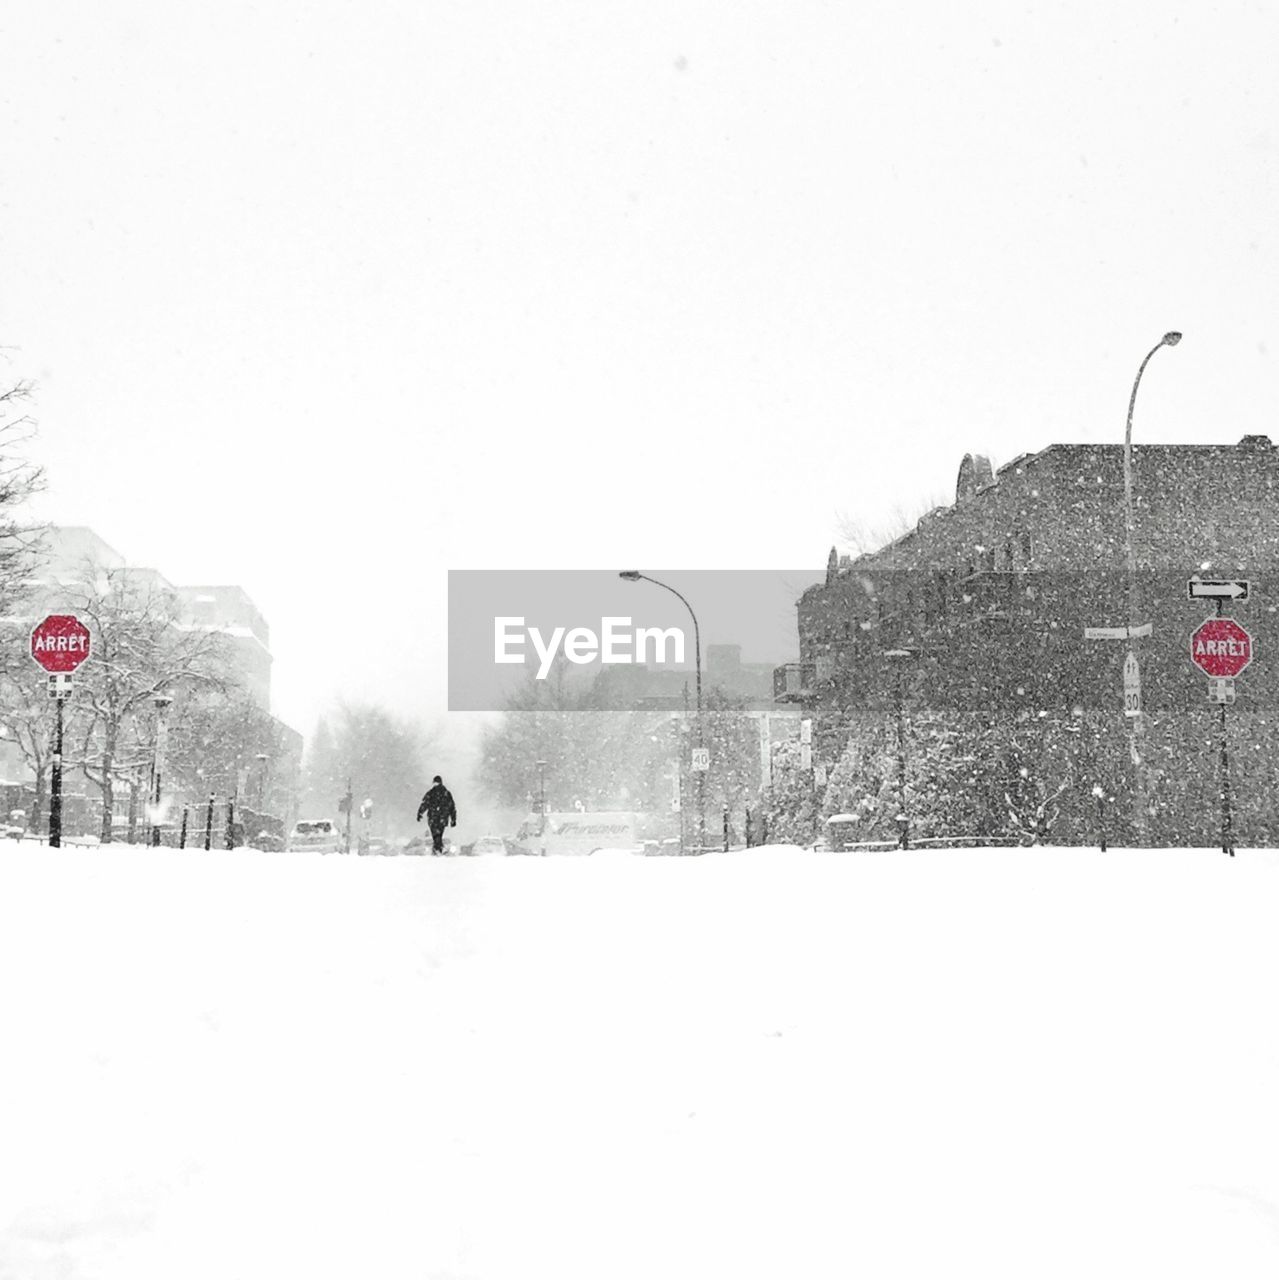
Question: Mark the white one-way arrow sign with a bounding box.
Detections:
[1187,579,1249,601]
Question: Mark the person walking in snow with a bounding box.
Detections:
[416,775,457,855]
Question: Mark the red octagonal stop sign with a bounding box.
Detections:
[30,614,92,673]
[1190,616,1253,679]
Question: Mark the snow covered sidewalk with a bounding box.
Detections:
[1,843,1277,1279]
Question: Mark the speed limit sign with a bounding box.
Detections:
[1122,651,1141,718]
[691,748,710,772]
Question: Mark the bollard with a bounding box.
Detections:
[179,806,189,850]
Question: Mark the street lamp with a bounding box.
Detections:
[1123,331,1181,844]
[150,693,173,847]
[884,649,915,850]
[620,570,704,851]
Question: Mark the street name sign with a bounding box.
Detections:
[1187,578,1249,601]
[1084,624,1153,640]
[1190,617,1253,678]
[31,614,91,674]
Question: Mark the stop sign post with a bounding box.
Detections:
[1189,614,1253,859]
[30,614,91,849]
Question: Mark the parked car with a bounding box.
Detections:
[287,818,344,854]
[403,834,460,856]
[512,812,638,856]
[467,835,508,857]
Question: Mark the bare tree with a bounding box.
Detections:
[1005,772,1073,846]
[303,701,435,840]
[63,566,231,842]
[835,494,948,559]
[164,686,286,813]
[0,371,49,829]
[0,645,55,830]
[0,371,46,617]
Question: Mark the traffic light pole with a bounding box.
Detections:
[49,694,65,848]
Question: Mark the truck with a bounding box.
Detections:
[513,811,640,856]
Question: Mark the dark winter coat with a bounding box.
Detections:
[417,782,457,828]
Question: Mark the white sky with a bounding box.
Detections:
[2,1,1277,738]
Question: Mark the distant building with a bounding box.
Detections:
[783,437,1279,847]
[595,643,779,711]
[31,527,277,712]
[175,585,272,711]
[7,525,301,839]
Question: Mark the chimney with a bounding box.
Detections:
[955,453,995,504]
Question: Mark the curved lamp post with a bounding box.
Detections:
[619,571,704,851]
[1123,331,1181,845]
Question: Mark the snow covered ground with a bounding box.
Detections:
[1,841,1278,1279]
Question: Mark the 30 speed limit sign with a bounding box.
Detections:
[1122,651,1141,718]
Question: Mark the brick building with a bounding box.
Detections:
[783,436,1279,847]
